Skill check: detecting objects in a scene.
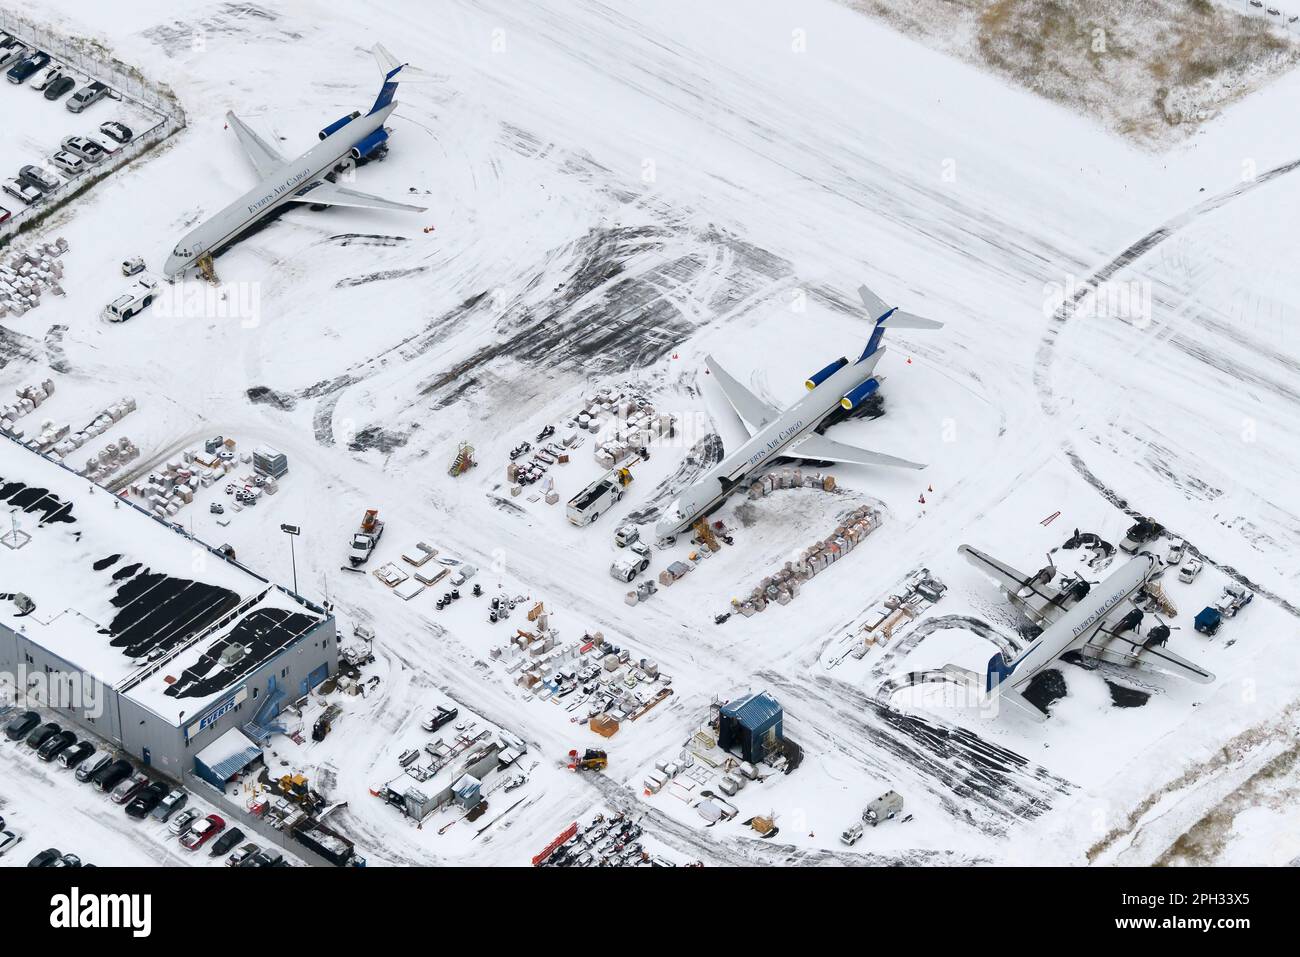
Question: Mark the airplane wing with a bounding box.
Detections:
[789,434,925,470]
[959,544,1068,624]
[226,111,287,178]
[705,356,779,435]
[287,180,427,213]
[1087,626,1216,684]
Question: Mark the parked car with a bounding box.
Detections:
[150,788,187,822]
[109,771,149,805]
[125,781,169,819]
[7,50,49,84]
[2,178,42,205]
[1165,538,1186,565]
[225,842,259,867]
[0,44,28,70]
[92,758,133,793]
[30,64,60,91]
[238,850,284,868]
[0,830,23,857]
[167,807,200,837]
[4,710,40,741]
[180,814,225,851]
[0,204,9,225]
[209,826,245,857]
[66,80,108,113]
[75,753,113,783]
[100,121,132,144]
[36,729,77,762]
[18,164,61,193]
[61,134,106,164]
[49,150,86,176]
[121,256,145,276]
[1178,558,1204,584]
[26,847,62,867]
[57,741,95,770]
[25,721,61,750]
[43,74,75,101]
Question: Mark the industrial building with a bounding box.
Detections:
[717,691,784,764]
[0,437,337,779]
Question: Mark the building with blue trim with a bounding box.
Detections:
[0,436,336,780]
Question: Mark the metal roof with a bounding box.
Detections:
[195,727,262,782]
[720,691,782,729]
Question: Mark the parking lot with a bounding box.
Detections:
[0,31,161,228]
[0,703,297,868]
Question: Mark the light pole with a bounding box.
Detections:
[280,523,301,594]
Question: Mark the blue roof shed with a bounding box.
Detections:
[718,691,783,764]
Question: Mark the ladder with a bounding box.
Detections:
[197,252,217,284]
[448,441,475,477]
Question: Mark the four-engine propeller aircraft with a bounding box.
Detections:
[164,43,427,278]
[958,544,1214,720]
[655,282,942,540]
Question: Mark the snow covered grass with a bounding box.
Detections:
[839,0,1300,145]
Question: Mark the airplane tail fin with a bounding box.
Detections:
[986,651,1016,694]
[856,282,942,360]
[367,43,433,115]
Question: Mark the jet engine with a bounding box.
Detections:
[350,128,389,160]
[804,357,848,391]
[839,377,880,410]
[319,111,361,140]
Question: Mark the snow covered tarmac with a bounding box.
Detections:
[3,0,1300,867]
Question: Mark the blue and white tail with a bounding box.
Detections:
[856,282,943,361]
[367,43,432,115]
[986,651,1017,693]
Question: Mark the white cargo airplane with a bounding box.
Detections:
[655,283,941,540]
[164,44,426,278]
[958,544,1214,720]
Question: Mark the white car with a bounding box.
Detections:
[1178,558,1203,584]
[1166,538,1185,565]
[31,64,60,91]
[0,829,22,857]
[49,150,86,176]
[61,135,107,164]
[103,278,158,322]
[2,178,41,205]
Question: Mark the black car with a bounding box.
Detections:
[238,850,284,868]
[25,721,60,749]
[6,51,49,84]
[124,781,168,819]
[92,758,132,793]
[75,753,112,783]
[58,741,95,770]
[36,729,76,762]
[43,74,74,101]
[26,847,62,867]
[209,826,246,857]
[18,164,60,193]
[100,121,132,144]
[4,711,40,741]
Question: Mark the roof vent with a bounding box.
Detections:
[219,643,246,667]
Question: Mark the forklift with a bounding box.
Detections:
[568,748,608,772]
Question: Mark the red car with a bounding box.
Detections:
[180,814,225,851]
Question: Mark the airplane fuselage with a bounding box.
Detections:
[992,553,1153,698]
[164,104,395,278]
[655,351,883,539]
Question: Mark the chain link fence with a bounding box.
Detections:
[0,10,186,246]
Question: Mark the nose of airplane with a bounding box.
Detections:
[162,255,184,279]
